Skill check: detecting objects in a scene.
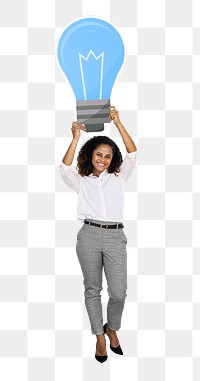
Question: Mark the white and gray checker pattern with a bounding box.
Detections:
[0,0,199,380]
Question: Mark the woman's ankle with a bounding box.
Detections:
[108,326,115,331]
[96,333,105,341]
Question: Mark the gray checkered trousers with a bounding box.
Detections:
[76,218,128,335]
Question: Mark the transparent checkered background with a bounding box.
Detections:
[0,0,200,380]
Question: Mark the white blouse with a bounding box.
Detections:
[59,150,138,223]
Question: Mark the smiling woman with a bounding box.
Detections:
[92,145,113,176]
[59,106,138,362]
[77,136,122,177]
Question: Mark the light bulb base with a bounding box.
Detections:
[76,99,110,132]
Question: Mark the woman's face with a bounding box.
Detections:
[91,144,113,177]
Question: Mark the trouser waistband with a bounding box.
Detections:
[84,219,124,229]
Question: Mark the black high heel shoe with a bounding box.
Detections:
[103,323,123,355]
[95,342,108,363]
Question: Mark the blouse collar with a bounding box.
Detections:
[88,168,108,179]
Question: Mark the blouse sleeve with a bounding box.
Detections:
[119,150,138,183]
[59,161,80,194]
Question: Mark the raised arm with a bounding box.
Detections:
[60,121,87,193]
[62,121,87,165]
[109,106,137,153]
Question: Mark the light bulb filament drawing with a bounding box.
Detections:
[78,50,104,101]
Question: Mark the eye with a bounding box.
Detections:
[96,153,112,158]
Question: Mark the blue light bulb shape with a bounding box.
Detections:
[57,17,125,132]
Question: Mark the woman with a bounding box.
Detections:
[59,106,138,363]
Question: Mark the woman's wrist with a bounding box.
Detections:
[115,120,124,129]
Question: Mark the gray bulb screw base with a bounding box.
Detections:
[76,99,110,132]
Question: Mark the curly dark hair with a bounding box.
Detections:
[76,136,123,177]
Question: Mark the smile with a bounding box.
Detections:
[97,163,106,167]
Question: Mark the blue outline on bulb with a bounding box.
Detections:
[57,17,125,101]
[56,16,126,132]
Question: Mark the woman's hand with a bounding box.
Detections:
[109,106,121,126]
[71,121,87,140]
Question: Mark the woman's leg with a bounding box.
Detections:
[101,228,128,332]
[76,224,104,335]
